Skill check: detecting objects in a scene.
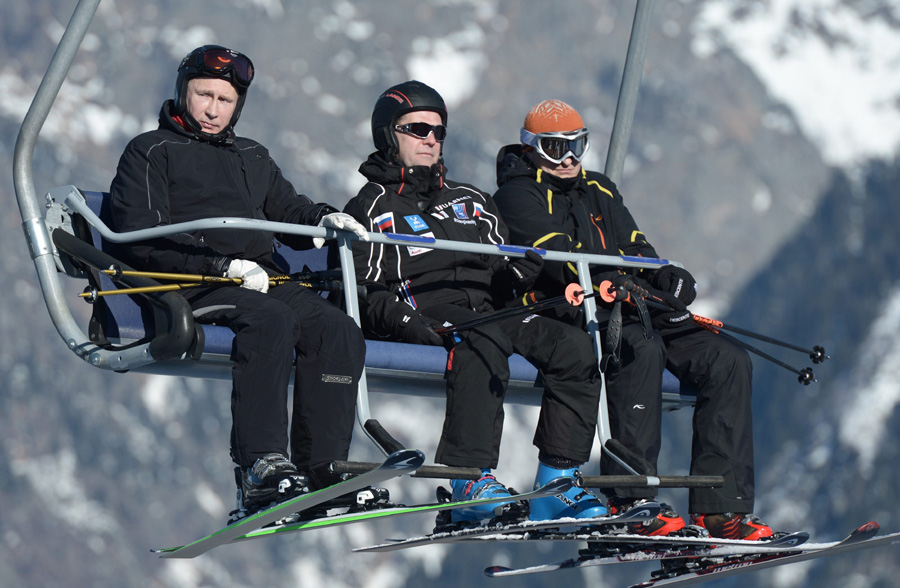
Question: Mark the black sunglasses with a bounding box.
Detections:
[393,122,447,142]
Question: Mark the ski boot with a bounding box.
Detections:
[608,496,685,536]
[437,470,525,528]
[528,463,607,521]
[229,453,310,523]
[284,464,392,522]
[311,463,392,510]
[690,512,774,541]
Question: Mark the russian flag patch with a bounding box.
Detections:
[374,211,394,232]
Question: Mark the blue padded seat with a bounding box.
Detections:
[76,190,694,407]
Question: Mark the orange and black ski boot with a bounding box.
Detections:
[690,512,775,541]
[609,497,686,536]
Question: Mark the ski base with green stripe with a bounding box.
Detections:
[234,475,575,543]
[153,448,425,558]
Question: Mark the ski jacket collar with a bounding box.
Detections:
[158,99,236,145]
[358,150,447,200]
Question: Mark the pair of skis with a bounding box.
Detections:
[476,522,900,586]
[153,448,579,558]
[154,449,425,558]
[353,501,664,553]
[628,522,900,587]
[153,449,899,588]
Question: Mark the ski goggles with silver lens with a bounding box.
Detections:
[193,47,255,89]
[393,122,447,142]
[520,128,590,164]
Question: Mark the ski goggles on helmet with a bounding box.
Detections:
[393,122,447,142]
[187,47,255,89]
[520,127,590,164]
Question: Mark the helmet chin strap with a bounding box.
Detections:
[180,110,234,144]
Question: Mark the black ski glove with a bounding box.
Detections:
[651,265,697,306]
[397,311,444,347]
[490,250,544,306]
[649,289,693,330]
[508,250,544,291]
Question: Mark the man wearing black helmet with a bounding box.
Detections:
[493,99,775,541]
[344,81,610,525]
[109,45,371,522]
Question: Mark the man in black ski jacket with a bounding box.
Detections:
[493,99,775,541]
[344,81,608,525]
[109,45,370,520]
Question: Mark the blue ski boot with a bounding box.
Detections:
[447,470,519,524]
[528,463,608,521]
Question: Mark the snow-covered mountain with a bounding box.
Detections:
[2,1,899,587]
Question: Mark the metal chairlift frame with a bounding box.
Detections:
[14,0,674,477]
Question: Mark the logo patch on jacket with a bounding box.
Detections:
[408,232,435,256]
[451,203,468,220]
[404,214,429,232]
[374,211,394,232]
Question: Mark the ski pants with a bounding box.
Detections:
[600,315,755,514]
[186,282,365,470]
[421,304,602,470]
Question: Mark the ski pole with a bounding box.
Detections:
[571,281,822,385]
[80,267,344,303]
[712,330,816,385]
[576,280,829,364]
[100,267,241,284]
[432,276,654,336]
[432,292,574,336]
[100,266,341,286]
[691,314,828,364]
[80,282,204,302]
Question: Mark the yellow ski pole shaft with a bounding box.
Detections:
[101,268,241,284]
[80,275,302,301]
[79,282,204,300]
[101,268,296,286]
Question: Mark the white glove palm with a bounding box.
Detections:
[227,259,270,293]
[314,212,370,249]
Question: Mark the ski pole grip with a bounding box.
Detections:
[693,314,723,329]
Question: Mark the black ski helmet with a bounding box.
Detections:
[174,45,255,135]
[371,80,448,153]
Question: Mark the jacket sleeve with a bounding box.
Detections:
[108,136,227,275]
[260,157,337,250]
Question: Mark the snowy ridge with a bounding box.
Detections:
[693,0,900,167]
[837,286,900,475]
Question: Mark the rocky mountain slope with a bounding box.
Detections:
[2,1,899,586]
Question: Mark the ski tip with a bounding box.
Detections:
[854,521,880,536]
[385,448,426,471]
[484,565,511,577]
